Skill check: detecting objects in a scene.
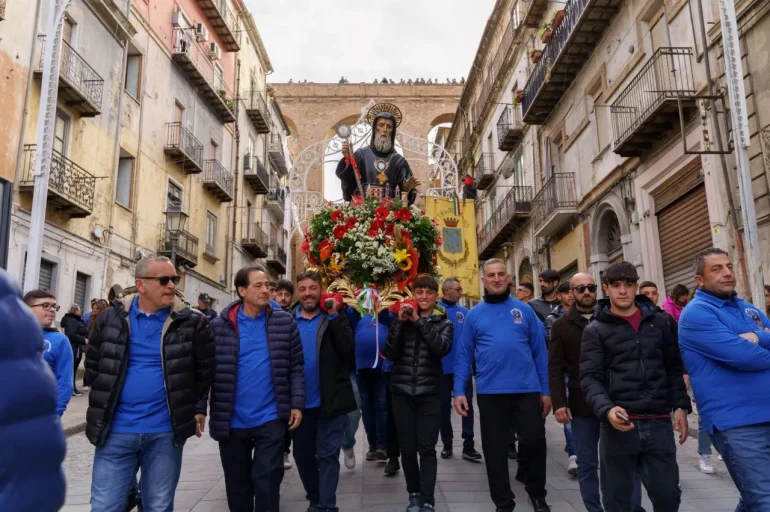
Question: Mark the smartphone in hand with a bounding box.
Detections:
[615,411,630,423]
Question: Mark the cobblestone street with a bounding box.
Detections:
[61,409,742,512]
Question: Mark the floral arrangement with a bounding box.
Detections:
[302,197,443,290]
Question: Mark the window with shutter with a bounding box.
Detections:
[39,260,55,290]
[74,272,89,310]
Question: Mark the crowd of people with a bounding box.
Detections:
[3,246,770,511]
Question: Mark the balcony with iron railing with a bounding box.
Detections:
[35,36,103,117]
[0,0,6,21]
[157,226,199,267]
[266,244,287,274]
[611,47,698,157]
[531,173,579,237]
[521,0,621,124]
[478,186,534,260]
[164,122,204,174]
[197,0,240,51]
[203,159,234,202]
[268,131,287,175]
[517,0,549,29]
[267,187,285,217]
[475,153,496,190]
[243,90,270,133]
[243,155,269,194]
[497,105,525,151]
[241,223,269,258]
[19,144,96,218]
[171,28,235,123]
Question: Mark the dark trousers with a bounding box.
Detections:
[218,419,287,512]
[391,393,441,505]
[600,418,680,512]
[477,393,547,511]
[72,346,82,390]
[357,368,388,451]
[284,429,291,455]
[439,374,475,448]
[291,407,348,512]
[385,373,400,459]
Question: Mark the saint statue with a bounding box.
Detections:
[335,104,419,205]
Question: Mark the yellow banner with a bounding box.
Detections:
[424,196,480,299]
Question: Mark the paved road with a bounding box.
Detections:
[62,410,741,512]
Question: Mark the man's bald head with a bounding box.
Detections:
[570,273,595,287]
[570,273,598,312]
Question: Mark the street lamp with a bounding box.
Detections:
[164,202,188,268]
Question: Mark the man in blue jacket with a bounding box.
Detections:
[202,264,304,512]
[24,289,73,416]
[0,271,66,512]
[454,259,551,512]
[438,277,480,462]
[680,248,770,510]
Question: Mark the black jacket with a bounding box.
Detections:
[84,290,215,446]
[292,305,357,417]
[61,313,88,351]
[384,311,453,396]
[579,296,691,421]
[548,305,593,417]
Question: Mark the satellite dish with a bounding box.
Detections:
[335,123,352,139]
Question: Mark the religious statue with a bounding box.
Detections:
[335,103,420,206]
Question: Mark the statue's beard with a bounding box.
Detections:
[374,134,392,153]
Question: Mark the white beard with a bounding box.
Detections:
[374,134,393,153]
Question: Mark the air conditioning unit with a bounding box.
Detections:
[196,23,209,42]
[243,154,252,170]
[171,11,182,28]
[208,42,221,61]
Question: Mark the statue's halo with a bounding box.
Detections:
[366,103,403,128]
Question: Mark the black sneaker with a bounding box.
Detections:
[72,389,83,397]
[375,448,388,462]
[365,450,377,461]
[440,444,453,459]
[406,493,422,512]
[530,497,551,512]
[420,504,435,512]
[462,447,482,462]
[384,458,401,476]
[508,445,518,460]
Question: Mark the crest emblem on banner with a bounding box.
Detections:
[442,218,463,254]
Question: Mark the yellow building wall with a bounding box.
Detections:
[549,224,586,275]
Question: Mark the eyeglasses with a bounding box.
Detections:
[572,284,598,294]
[140,275,181,286]
[32,303,60,312]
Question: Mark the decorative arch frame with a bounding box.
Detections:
[589,193,633,279]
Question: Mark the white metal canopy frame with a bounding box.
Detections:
[288,100,460,237]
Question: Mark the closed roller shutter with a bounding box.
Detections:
[657,184,712,292]
[39,260,54,290]
[74,272,88,310]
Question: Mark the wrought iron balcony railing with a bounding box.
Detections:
[203,159,234,202]
[611,47,697,156]
[165,122,204,173]
[198,0,239,51]
[158,227,199,267]
[243,90,270,133]
[267,188,286,214]
[266,244,287,273]
[241,223,269,258]
[478,186,533,259]
[497,105,524,151]
[19,144,96,218]
[243,154,269,194]
[268,131,287,175]
[474,153,496,190]
[36,36,104,116]
[531,173,578,236]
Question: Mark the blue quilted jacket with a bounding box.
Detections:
[0,270,66,511]
[199,300,305,440]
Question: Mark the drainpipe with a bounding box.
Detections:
[228,58,242,297]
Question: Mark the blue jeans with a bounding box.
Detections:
[440,374,475,448]
[292,408,348,512]
[357,368,388,451]
[91,432,184,512]
[697,415,713,456]
[564,423,576,457]
[343,373,362,450]
[711,422,770,511]
[571,416,645,512]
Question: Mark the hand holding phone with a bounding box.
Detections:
[615,411,630,423]
[608,406,634,432]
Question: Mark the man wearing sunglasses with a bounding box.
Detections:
[85,256,215,512]
[24,289,73,416]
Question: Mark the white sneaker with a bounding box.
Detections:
[699,454,715,474]
[718,454,723,461]
[284,454,292,470]
[343,448,356,469]
[567,455,578,476]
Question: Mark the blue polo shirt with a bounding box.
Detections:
[112,297,172,433]
[232,307,278,428]
[296,308,330,409]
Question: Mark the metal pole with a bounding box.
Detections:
[23,0,72,292]
[717,0,764,306]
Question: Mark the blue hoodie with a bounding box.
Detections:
[679,289,770,434]
[438,300,469,375]
[42,329,73,416]
[0,271,66,511]
[454,296,549,397]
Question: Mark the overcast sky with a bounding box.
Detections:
[245,0,496,84]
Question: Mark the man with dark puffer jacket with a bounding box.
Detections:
[580,261,691,512]
[85,256,215,512]
[384,275,453,512]
[201,264,305,512]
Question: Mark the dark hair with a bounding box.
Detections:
[765,284,770,294]
[23,288,56,306]
[519,281,535,294]
[671,284,689,299]
[693,247,729,276]
[276,279,294,295]
[413,275,439,292]
[639,281,658,291]
[557,282,571,294]
[234,265,268,298]
[296,270,322,285]
[603,261,639,284]
[268,281,277,289]
[539,269,560,283]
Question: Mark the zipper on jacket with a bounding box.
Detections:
[160,315,177,445]
[101,312,131,445]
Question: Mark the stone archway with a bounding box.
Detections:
[518,257,533,283]
[590,195,632,280]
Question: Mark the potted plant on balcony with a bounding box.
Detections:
[551,9,567,30]
[530,48,543,63]
[540,23,553,44]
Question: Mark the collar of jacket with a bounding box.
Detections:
[566,303,593,324]
[483,290,510,304]
[438,299,457,308]
[290,303,331,366]
[695,288,740,307]
[421,307,447,322]
[223,300,275,332]
[594,294,658,324]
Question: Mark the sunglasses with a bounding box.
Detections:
[32,303,60,312]
[572,284,598,294]
[140,275,181,286]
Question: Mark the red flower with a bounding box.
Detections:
[301,239,310,254]
[331,210,344,223]
[333,224,348,240]
[375,206,389,221]
[307,256,317,265]
[385,223,395,236]
[319,239,333,262]
[346,216,358,229]
[394,208,411,222]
